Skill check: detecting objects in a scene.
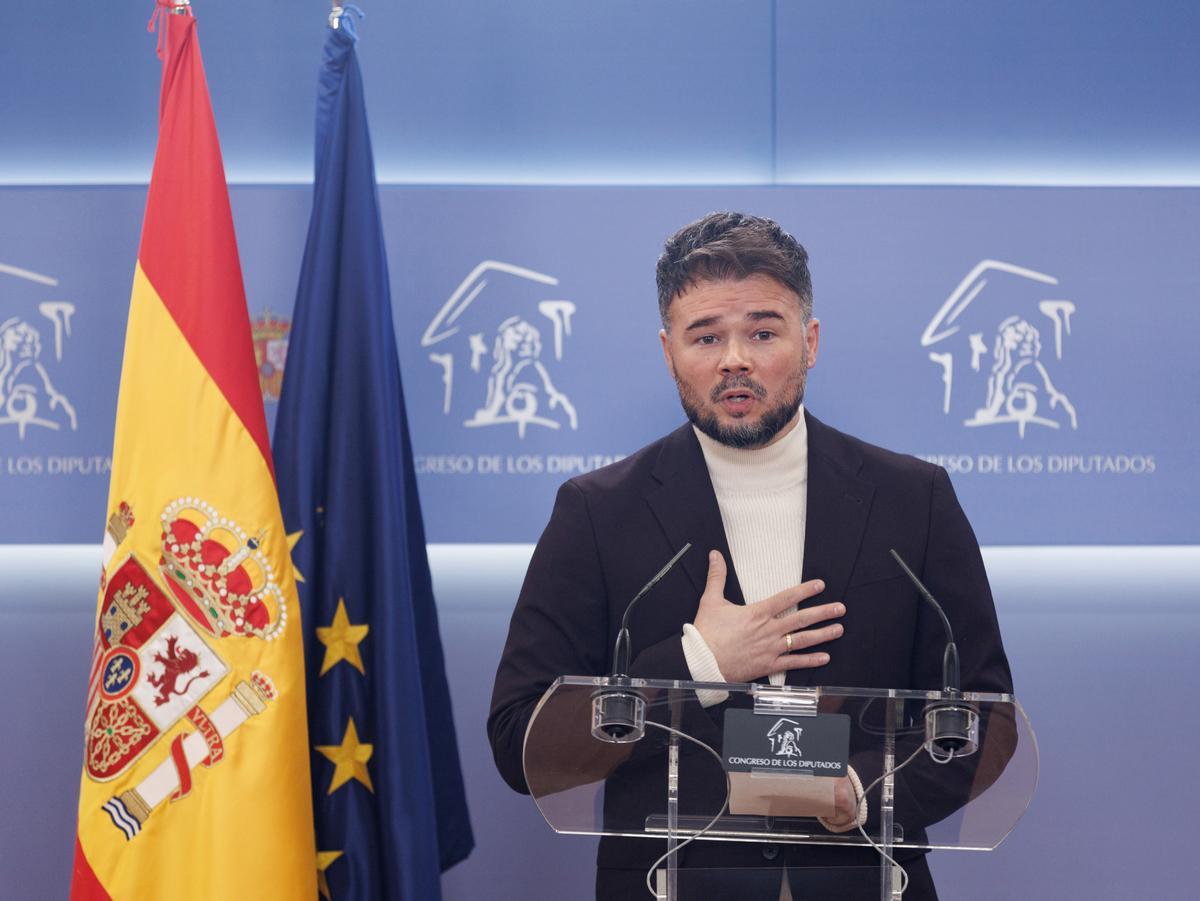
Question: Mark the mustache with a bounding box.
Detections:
[710,374,768,403]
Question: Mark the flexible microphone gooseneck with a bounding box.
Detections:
[889,549,978,759]
[592,543,693,743]
[610,542,692,678]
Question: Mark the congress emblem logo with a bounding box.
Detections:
[767,718,804,758]
[922,260,1079,438]
[422,260,578,438]
[0,261,77,440]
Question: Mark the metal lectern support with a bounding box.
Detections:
[661,693,684,901]
[880,693,900,901]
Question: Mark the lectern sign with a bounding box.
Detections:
[722,710,850,775]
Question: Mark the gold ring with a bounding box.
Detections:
[785,632,794,652]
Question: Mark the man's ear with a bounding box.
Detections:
[659,328,675,376]
[805,318,820,369]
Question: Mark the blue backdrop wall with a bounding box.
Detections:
[1,2,1197,900]
[2,2,1199,185]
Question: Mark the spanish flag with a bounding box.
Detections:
[71,7,316,899]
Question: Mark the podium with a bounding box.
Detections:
[523,676,1037,900]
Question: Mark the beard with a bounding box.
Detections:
[675,366,807,450]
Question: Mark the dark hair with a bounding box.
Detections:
[655,212,812,328]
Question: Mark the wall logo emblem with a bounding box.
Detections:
[767,718,803,757]
[251,310,290,404]
[0,262,77,439]
[422,261,578,438]
[922,260,1078,438]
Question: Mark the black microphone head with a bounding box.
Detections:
[591,686,646,744]
[924,701,978,759]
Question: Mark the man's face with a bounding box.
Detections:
[660,274,819,449]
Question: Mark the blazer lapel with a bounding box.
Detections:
[641,417,874,690]
[793,412,875,686]
[644,425,746,606]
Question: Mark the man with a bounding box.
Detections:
[488,212,1013,899]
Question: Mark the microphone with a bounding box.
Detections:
[592,543,692,744]
[889,549,978,760]
[610,542,692,678]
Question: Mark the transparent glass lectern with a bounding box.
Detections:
[524,676,1037,901]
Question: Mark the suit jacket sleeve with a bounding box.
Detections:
[875,465,1016,829]
[913,465,1011,695]
[487,479,694,795]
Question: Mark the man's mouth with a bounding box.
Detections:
[713,376,765,399]
[719,392,755,415]
[714,379,767,416]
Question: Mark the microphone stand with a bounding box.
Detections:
[592,543,692,743]
[890,549,979,759]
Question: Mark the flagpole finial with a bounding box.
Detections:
[169,0,191,14]
[329,3,364,32]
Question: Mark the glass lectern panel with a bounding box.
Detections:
[524,677,1036,852]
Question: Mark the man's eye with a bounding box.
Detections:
[753,330,775,340]
[696,335,718,345]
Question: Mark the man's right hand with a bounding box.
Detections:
[692,550,844,684]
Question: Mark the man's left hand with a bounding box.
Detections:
[821,775,862,833]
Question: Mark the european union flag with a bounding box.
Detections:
[273,11,473,900]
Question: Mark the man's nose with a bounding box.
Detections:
[719,337,752,373]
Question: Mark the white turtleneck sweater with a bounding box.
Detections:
[680,410,868,835]
[681,408,808,702]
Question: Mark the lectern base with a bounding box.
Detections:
[597,859,938,901]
